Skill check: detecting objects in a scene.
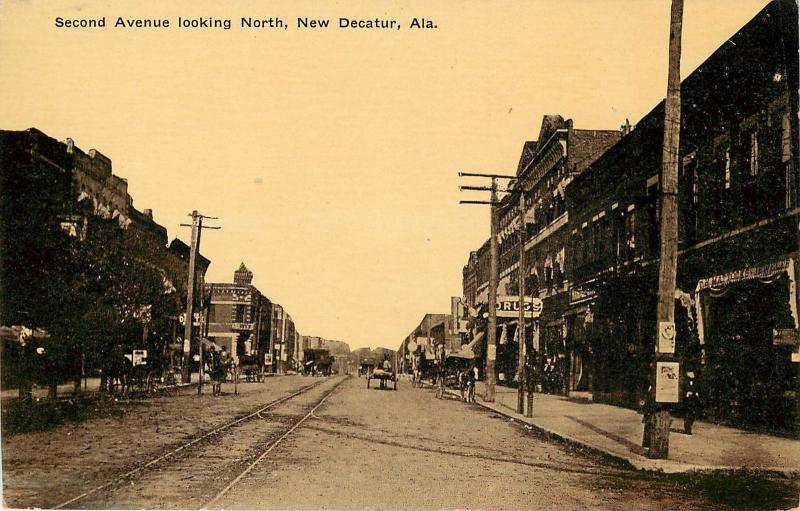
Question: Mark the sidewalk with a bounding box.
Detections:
[0,372,223,401]
[468,382,800,475]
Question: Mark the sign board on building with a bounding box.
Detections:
[416,336,429,347]
[657,321,676,354]
[264,353,273,365]
[231,322,254,331]
[494,296,543,318]
[773,328,800,346]
[183,338,190,353]
[655,361,680,403]
[132,350,147,366]
[696,260,790,292]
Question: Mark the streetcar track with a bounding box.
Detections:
[52,377,333,509]
[201,375,349,509]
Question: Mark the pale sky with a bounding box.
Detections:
[0,0,772,349]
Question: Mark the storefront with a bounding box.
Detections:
[695,258,799,433]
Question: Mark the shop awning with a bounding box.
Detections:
[448,331,483,360]
[201,338,222,351]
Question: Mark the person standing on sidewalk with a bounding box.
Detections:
[641,385,656,449]
[683,371,699,435]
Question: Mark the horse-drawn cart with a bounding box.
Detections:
[367,368,397,390]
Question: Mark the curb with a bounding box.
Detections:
[466,392,800,477]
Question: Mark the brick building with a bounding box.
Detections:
[565,0,798,432]
[462,116,620,388]
[205,263,272,367]
[0,128,211,380]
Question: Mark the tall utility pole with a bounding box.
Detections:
[487,180,499,402]
[179,210,220,384]
[516,191,526,414]
[459,171,516,403]
[648,0,684,459]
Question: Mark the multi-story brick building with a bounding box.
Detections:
[0,128,211,380]
[566,0,798,432]
[205,263,272,367]
[462,116,620,388]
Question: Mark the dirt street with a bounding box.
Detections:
[2,375,796,510]
[215,377,718,510]
[1,375,320,508]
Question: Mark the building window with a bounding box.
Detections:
[625,211,636,254]
[554,261,564,289]
[750,131,759,176]
[234,305,246,323]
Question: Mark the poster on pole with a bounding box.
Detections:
[655,361,680,403]
[657,321,676,354]
[487,343,496,361]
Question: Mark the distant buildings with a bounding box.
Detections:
[396,299,466,377]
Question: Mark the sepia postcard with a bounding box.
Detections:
[0,0,799,509]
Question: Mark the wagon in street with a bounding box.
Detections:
[367,367,397,390]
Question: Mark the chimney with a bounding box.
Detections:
[143,208,153,219]
[65,138,75,154]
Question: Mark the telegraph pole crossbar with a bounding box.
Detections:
[459,172,518,403]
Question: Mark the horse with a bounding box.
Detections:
[102,350,134,396]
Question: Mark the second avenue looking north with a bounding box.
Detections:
[2,1,800,510]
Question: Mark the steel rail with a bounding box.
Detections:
[52,378,330,509]
[201,376,349,509]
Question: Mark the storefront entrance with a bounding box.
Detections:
[701,274,798,434]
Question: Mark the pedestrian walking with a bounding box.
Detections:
[466,364,477,403]
[458,369,466,401]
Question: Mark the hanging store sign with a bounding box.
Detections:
[773,329,800,346]
[231,322,254,331]
[696,260,789,292]
[495,296,543,318]
[655,361,680,403]
[569,286,596,305]
[132,350,147,366]
[657,321,676,354]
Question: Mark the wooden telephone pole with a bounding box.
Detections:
[459,172,516,403]
[648,0,684,459]
[515,191,530,415]
[179,210,220,384]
